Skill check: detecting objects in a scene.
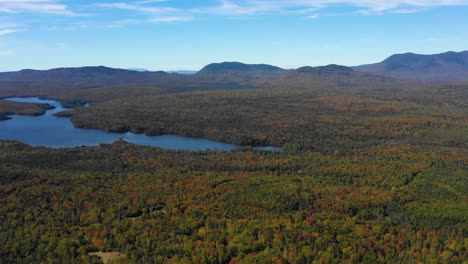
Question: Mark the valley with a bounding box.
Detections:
[0,53,467,263]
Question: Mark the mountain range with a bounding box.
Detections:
[0,66,178,86]
[355,51,468,83]
[0,64,394,94]
[1,51,467,87]
[197,62,287,79]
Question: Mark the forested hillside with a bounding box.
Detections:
[355,51,468,83]
[63,83,467,152]
[0,60,467,263]
[0,141,466,263]
[0,100,54,120]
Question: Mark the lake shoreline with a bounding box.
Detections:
[0,97,281,152]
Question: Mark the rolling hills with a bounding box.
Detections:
[0,62,398,101]
[355,51,468,83]
[0,52,467,263]
[0,66,181,86]
[197,62,287,79]
[250,64,400,91]
[2,51,468,89]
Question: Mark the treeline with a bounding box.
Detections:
[66,86,467,152]
[0,141,466,263]
[0,100,54,120]
[0,76,466,263]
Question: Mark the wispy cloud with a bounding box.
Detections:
[107,16,194,28]
[96,0,468,22]
[44,22,89,31]
[0,29,19,36]
[97,1,194,26]
[196,0,281,15]
[425,37,449,43]
[201,0,468,15]
[96,2,176,13]
[306,14,319,19]
[0,49,15,56]
[0,18,23,35]
[0,0,78,15]
[150,16,194,22]
[4,0,467,32]
[136,0,172,4]
[0,7,15,13]
[389,8,425,14]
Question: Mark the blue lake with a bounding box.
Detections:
[0,97,281,151]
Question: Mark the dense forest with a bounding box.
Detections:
[0,64,467,263]
[0,141,466,263]
[0,100,54,121]
[65,84,467,152]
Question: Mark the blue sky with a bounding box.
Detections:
[1,0,468,71]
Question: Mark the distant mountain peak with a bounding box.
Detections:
[250,63,396,89]
[296,64,354,74]
[127,68,148,72]
[197,62,286,78]
[356,50,468,83]
[0,66,164,85]
[168,70,197,75]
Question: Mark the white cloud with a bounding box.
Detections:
[96,0,468,21]
[0,22,21,28]
[106,16,194,28]
[44,22,89,31]
[0,29,19,35]
[97,1,194,25]
[150,16,194,22]
[389,8,424,14]
[198,0,281,15]
[202,0,468,15]
[105,19,142,28]
[96,2,176,13]
[136,0,172,4]
[425,37,449,43]
[0,50,15,56]
[0,0,77,15]
[0,8,15,13]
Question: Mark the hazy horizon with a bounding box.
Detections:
[2,49,468,73]
[1,0,468,71]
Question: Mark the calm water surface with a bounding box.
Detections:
[0,97,281,151]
